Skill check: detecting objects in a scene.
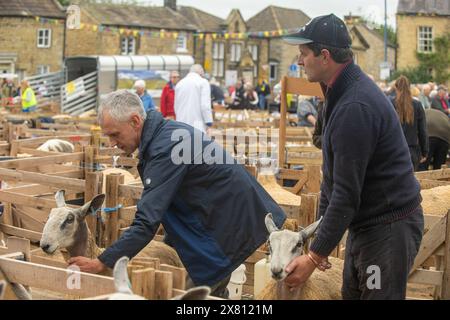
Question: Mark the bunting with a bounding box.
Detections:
[33,16,297,39]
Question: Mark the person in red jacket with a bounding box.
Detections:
[160,71,180,119]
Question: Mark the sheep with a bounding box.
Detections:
[39,190,184,276]
[107,256,210,300]
[257,214,343,300]
[37,139,75,153]
[0,280,5,300]
[100,167,139,194]
[420,185,450,216]
[0,269,32,300]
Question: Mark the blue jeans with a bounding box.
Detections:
[258,94,266,110]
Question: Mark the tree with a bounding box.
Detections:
[389,66,432,83]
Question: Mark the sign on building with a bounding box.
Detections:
[379,61,391,81]
[66,5,81,30]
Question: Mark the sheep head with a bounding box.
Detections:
[265,213,322,281]
[40,190,105,254]
[109,256,211,300]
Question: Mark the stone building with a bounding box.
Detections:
[396,0,450,79]
[0,0,65,78]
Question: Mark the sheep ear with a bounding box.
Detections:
[0,280,6,300]
[299,216,323,243]
[79,194,105,218]
[10,283,32,300]
[176,286,211,300]
[113,256,133,294]
[55,190,66,208]
[265,213,279,234]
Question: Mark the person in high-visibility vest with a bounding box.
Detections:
[20,79,37,112]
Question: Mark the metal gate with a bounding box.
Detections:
[26,71,65,109]
[61,71,98,115]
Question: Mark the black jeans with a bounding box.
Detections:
[419,137,449,171]
[342,207,424,300]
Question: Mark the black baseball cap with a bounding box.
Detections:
[283,14,352,48]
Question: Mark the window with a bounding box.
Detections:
[176,33,187,53]
[37,65,50,75]
[418,26,433,53]
[230,43,241,62]
[212,42,225,77]
[37,29,51,48]
[248,44,258,77]
[269,62,278,82]
[121,36,136,55]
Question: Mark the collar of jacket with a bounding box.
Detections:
[138,110,165,160]
[322,62,362,122]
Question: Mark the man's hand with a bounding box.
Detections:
[68,257,106,274]
[284,255,316,290]
[420,156,427,164]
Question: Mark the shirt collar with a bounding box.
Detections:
[326,60,352,89]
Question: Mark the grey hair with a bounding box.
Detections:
[98,90,147,124]
[190,64,204,76]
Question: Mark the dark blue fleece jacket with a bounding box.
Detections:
[310,63,422,257]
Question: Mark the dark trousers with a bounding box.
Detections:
[342,207,424,300]
[419,137,449,171]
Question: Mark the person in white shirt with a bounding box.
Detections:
[174,64,213,133]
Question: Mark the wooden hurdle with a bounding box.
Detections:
[407,210,450,300]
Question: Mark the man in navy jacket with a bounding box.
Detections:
[282,14,424,299]
[68,90,286,297]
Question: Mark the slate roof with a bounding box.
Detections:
[397,0,450,16]
[246,5,310,32]
[0,0,65,19]
[177,6,224,32]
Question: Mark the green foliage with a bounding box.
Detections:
[389,66,432,83]
[416,33,450,84]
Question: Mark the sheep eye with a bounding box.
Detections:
[65,214,74,224]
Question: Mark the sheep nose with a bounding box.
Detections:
[271,268,283,279]
[40,243,50,253]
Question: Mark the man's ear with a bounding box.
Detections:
[130,114,141,128]
[321,49,331,64]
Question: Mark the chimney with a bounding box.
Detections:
[164,0,177,11]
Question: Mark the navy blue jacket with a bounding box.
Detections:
[310,63,422,257]
[98,111,286,286]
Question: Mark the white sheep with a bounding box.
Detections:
[0,280,5,300]
[0,270,32,300]
[39,190,184,275]
[108,256,210,300]
[257,214,343,300]
[37,139,75,153]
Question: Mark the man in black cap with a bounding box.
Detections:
[282,14,424,300]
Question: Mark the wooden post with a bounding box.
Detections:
[154,270,173,300]
[131,268,155,300]
[7,122,15,145]
[160,264,187,290]
[441,211,450,299]
[83,145,97,179]
[104,173,124,246]
[299,193,318,228]
[85,172,101,240]
[1,203,13,227]
[278,76,287,168]
[90,127,102,150]
[305,164,321,193]
[6,237,31,262]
